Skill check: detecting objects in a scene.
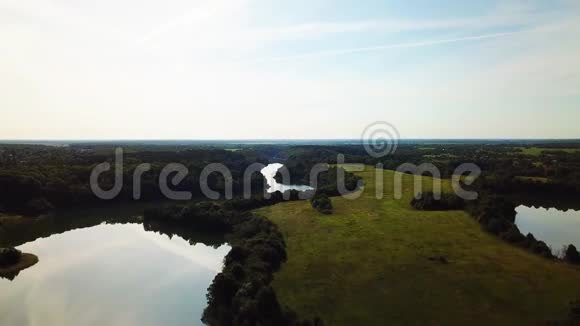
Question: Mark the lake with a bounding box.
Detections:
[0,207,230,326]
[261,163,314,193]
[0,165,308,326]
[515,205,580,255]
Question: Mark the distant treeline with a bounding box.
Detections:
[0,145,270,215]
[0,144,364,216]
[4,142,580,216]
[268,143,580,193]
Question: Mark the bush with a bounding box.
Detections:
[468,196,516,224]
[564,244,580,264]
[0,247,22,267]
[530,240,553,259]
[310,194,333,214]
[485,218,505,235]
[411,192,465,211]
[500,225,526,243]
[521,233,537,248]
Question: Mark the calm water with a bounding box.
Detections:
[0,165,305,326]
[515,205,580,254]
[0,211,229,326]
[261,163,314,193]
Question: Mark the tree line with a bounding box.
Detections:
[144,200,325,326]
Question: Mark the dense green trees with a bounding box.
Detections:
[466,196,553,258]
[270,143,580,195]
[0,145,268,216]
[144,200,323,326]
[4,142,580,217]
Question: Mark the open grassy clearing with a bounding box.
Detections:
[517,147,580,156]
[256,165,580,325]
[515,176,549,183]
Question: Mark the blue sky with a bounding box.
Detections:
[1,0,579,139]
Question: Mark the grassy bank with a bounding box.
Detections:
[256,166,580,325]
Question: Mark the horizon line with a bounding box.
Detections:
[2,138,580,142]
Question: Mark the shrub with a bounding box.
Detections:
[500,225,526,243]
[521,233,537,249]
[411,192,465,211]
[468,196,516,224]
[310,193,333,214]
[564,244,580,264]
[0,247,22,267]
[530,240,553,259]
[485,218,507,235]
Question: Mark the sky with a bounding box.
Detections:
[1,0,579,140]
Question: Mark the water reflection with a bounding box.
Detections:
[260,163,314,193]
[0,210,229,326]
[515,205,580,254]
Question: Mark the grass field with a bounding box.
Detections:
[515,176,549,183]
[256,166,580,325]
[518,147,580,156]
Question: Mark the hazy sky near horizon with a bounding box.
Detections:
[1,0,579,139]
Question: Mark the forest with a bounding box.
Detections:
[2,141,580,325]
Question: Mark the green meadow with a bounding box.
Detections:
[256,166,580,325]
[517,147,580,156]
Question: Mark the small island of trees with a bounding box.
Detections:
[0,247,39,280]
